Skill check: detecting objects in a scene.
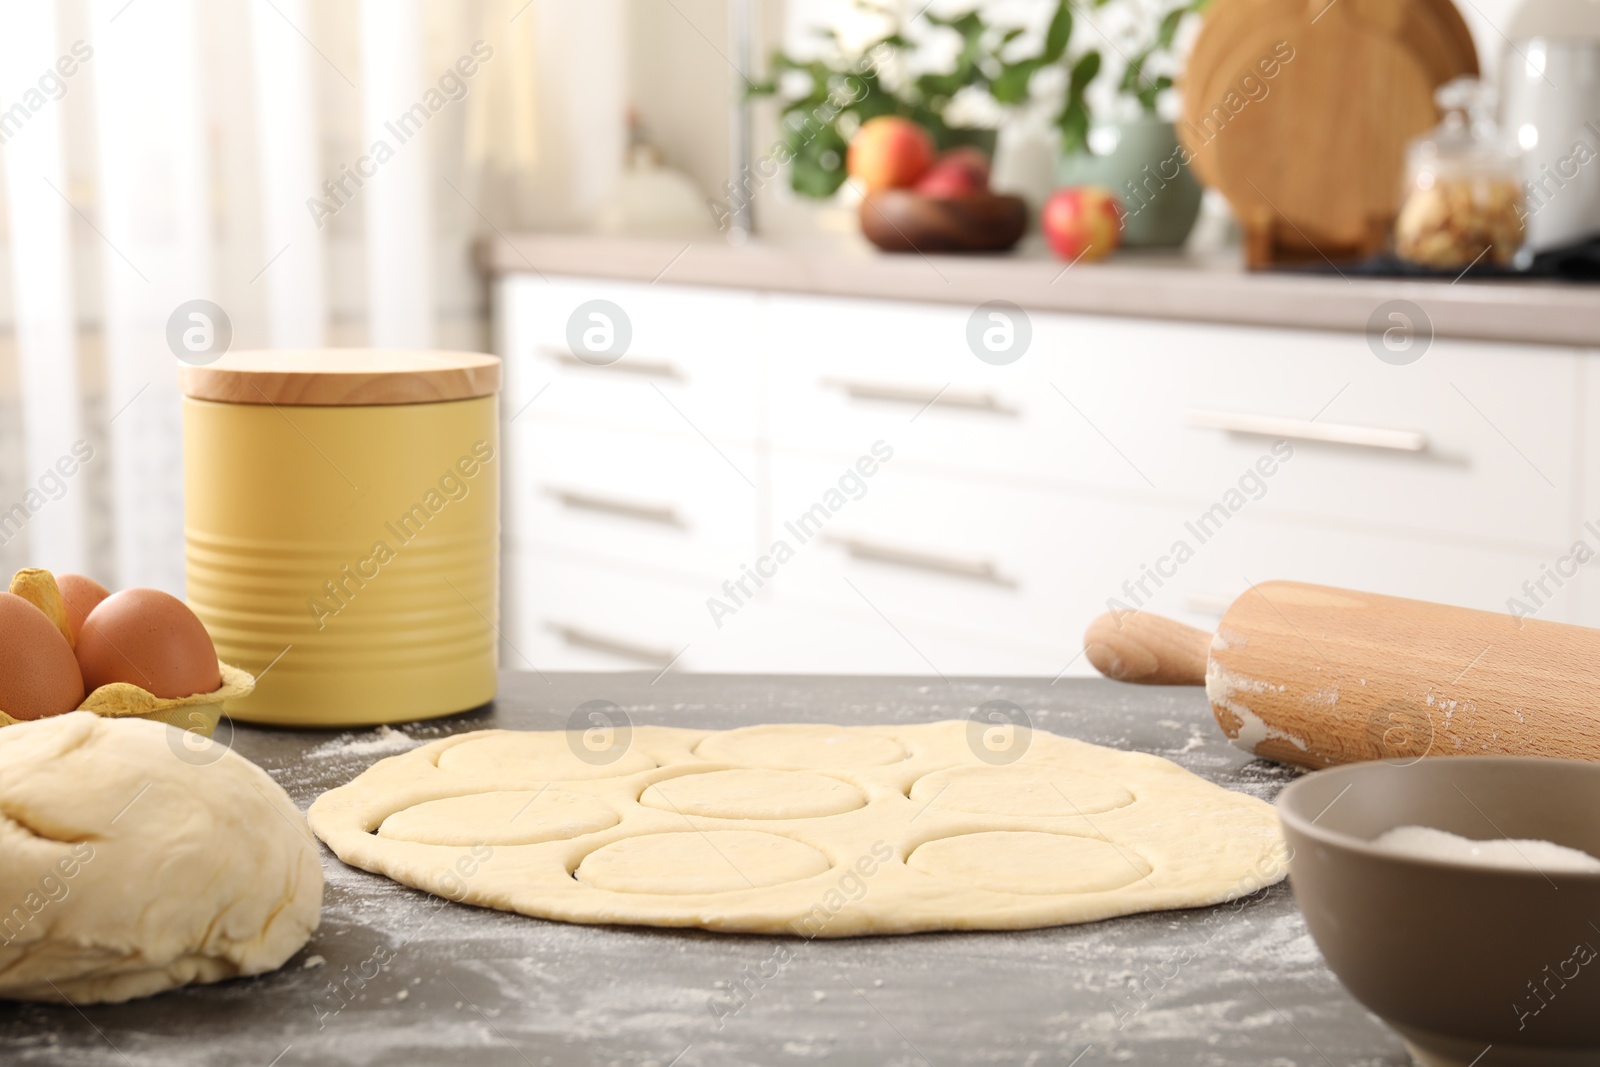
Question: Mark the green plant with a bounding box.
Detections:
[1106,0,1213,118]
[749,0,1210,198]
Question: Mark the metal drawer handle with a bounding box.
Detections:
[826,535,1015,587]
[1186,408,1427,453]
[539,345,685,381]
[547,487,684,528]
[821,377,1018,417]
[547,622,675,667]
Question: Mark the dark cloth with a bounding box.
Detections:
[1272,233,1600,282]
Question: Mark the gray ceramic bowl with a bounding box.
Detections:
[1278,757,1600,1067]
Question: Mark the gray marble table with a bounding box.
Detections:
[0,673,1408,1067]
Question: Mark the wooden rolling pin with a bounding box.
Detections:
[1083,581,1600,769]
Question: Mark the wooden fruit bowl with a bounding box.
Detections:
[859,190,1028,254]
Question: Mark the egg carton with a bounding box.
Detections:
[0,569,254,736]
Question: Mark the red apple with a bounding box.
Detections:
[913,148,992,198]
[938,145,991,187]
[1041,186,1124,263]
[848,116,935,193]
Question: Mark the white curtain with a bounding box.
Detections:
[0,0,626,594]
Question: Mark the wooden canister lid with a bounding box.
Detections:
[179,350,501,406]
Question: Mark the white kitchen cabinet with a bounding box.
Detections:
[509,421,762,583]
[701,599,1072,676]
[497,274,1598,675]
[768,294,1581,549]
[508,551,1065,677]
[764,294,1065,476]
[499,275,763,444]
[764,451,1167,653]
[1577,354,1600,628]
[1156,515,1582,627]
[1132,328,1580,552]
[507,552,710,673]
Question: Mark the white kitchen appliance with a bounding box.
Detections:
[1503,0,1600,252]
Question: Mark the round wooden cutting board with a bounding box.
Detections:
[1180,0,1478,265]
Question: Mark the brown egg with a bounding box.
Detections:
[56,573,111,643]
[0,592,85,720]
[76,589,222,699]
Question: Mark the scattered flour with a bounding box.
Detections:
[1212,628,1247,652]
[1372,826,1600,874]
[306,726,420,760]
[1206,662,1309,755]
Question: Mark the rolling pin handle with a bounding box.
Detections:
[1083,612,1212,686]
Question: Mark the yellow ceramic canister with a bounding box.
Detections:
[179,350,500,727]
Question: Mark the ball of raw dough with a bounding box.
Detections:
[0,712,322,1003]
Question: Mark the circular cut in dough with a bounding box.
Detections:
[909,765,1135,817]
[309,721,1288,936]
[640,770,865,820]
[438,731,656,782]
[695,724,905,770]
[0,712,322,1004]
[379,789,618,846]
[909,831,1152,895]
[575,831,831,894]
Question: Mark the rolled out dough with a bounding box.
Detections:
[308,721,1287,936]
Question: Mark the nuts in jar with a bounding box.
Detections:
[1395,175,1525,269]
[1394,77,1526,271]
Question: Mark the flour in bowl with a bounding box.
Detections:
[1372,825,1600,874]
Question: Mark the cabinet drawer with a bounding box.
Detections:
[509,551,1071,676]
[1584,355,1600,526]
[767,294,1580,549]
[507,422,761,582]
[508,553,711,672]
[1579,360,1600,627]
[765,453,1582,661]
[765,293,1060,480]
[499,275,762,443]
[1043,320,1581,552]
[763,454,1173,658]
[1112,512,1583,633]
[698,601,1071,676]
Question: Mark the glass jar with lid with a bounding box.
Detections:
[1394,77,1527,269]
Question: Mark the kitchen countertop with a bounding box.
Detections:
[0,673,1408,1067]
[477,232,1599,348]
